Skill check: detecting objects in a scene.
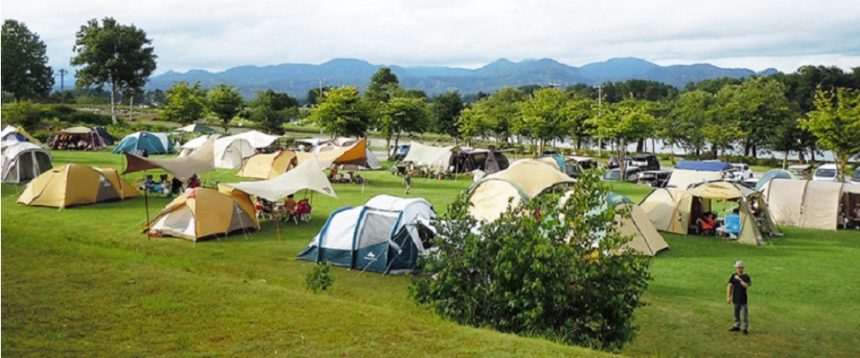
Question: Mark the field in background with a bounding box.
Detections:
[2,151,859,357]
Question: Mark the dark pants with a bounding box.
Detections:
[733,304,749,330]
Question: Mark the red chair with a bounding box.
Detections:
[295,199,312,223]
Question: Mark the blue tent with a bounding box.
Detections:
[113,132,173,154]
[675,160,732,171]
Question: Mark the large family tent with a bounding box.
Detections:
[402,142,455,172]
[296,137,381,170]
[230,130,280,148]
[468,159,575,221]
[49,126,114,150]
[17,164,139,208]
[147,187,259,241]
[237,150,297,179]
[113,131,174,154]
[1,142,52,183]
[1,125,41,145]
[607,192,670,256]
[762,179,860,230]
[298,195,437,273]
[225,157,336,202]
[180,134,255,169]
[639,181,779,245]
[450,148,510,174]
[667,160,732,189]
[123,137,215,181]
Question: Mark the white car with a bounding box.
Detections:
[730,163,754,180]
[812,164,839,182]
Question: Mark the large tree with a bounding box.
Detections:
[432,91,464,142]
[716,77,791,157]
[207,84,244,132]
[459,88,526,145]
[803,88,860,181]
[665,90,714,156]
[71,17,156,124]
[516,87,568,154]
[160,81,206,124]
[308,86,372,137]
[589,100,656,179]
[380,96,431,156]
[1,20,54,101]
[248,90,299,135]
[563,96,596,151]
[365,67,400,102]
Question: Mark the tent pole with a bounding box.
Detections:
[144,172,151,240]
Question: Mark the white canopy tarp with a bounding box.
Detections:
[224,157,336,202]
[666,169,724,189]
[402,142,454,171]
[230,130,279,148]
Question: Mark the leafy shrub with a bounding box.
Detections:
[411,170,651,351]
[305,262,335,293]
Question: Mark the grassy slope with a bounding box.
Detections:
[2,151,602,357]
[3,151,860,357]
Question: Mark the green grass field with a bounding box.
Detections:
[2,151,859,357]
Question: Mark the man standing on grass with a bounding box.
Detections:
[727,260,752,335]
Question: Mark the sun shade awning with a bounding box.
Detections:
[223,157,337,202]
[123,137,216,181]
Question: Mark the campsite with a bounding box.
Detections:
[2,147,859,357]
[3,2,860,356]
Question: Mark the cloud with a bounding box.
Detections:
[4,0,859,74]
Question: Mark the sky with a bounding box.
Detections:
[3,0,859,75]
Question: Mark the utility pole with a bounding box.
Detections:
[597,84,602,156]
[59,69,68,102]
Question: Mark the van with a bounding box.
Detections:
[812,164,838,182]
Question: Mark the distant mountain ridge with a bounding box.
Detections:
[145,57,778,98]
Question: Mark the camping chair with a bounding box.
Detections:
[295,199,312,223]
[697,215,716,236]
[283,199,299,225]
[723,214,741,239]
[255,199,275,222]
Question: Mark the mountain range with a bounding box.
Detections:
[145,57,778,98]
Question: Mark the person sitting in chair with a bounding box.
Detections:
[698,212,717,236]
[284,194,298,224]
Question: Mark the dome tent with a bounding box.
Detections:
[238,150,297,180]
[113,131,173,154]
[467,159,575,222]
[17,164,139,208]
[298,195,436,274]
[49,126,113,150]
[603,192,669,256]
[147,188,259,241]
[1,142,52,183]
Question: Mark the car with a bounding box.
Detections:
[812,164,838,182]
[607,154,660,171]
[788,164,813,180]
[730,163,754,179]
[637,170,672,187]
[853,167,860,184]
[392,144,410,161]
[603,166,642,182]
[564,156,599,178]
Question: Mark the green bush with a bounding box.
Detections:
[411,170,651,351]
[305,262,335,293]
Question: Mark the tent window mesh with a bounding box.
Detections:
[357,212,397,248]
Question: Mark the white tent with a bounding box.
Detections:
[213,137,256,169]
[298,195,437,273]
[178,135,220,157]
[1,142,52,183]
[762,179,860,230]
[223,158,336,202]
[667,169,724,189]
[230,130,279,148]
[1,125,41,144]
[402,142,455,172]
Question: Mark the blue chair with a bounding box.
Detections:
[725,214,741,236]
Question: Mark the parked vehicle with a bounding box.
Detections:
[564,156,599,178]
[603,166,642,182]
[788,164,813,180]
[730,163,754,179]
[637,170,672,187]
[812,163,838,182]
[853,167,860,184]
[607,154,660,171]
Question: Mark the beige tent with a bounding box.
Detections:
[639,181,778,245]
[238,150,297,179]
[402,142,455,172]
[468,159,575,221]
[762,179,860,230]
[18,164,139,208]
[123,137,215,181]
[224,157,337,202]
[148,187,259,241]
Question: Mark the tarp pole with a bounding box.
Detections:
[275,214,281,241]
[143,170,151,240]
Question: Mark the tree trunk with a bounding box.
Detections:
[636,138,644,153]
[128,96,134,122]
[711,143,718,159]
[386,136,392,158]
[798,150,805,164]
[652,138,657,154]
[783,150,789,169]
[751,143,758,159]
[393,131,401,159]
[618,139,627,181]
[110,80,118,124]
[837,153,848,182]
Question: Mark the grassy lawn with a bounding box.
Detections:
[3,151,859,357]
